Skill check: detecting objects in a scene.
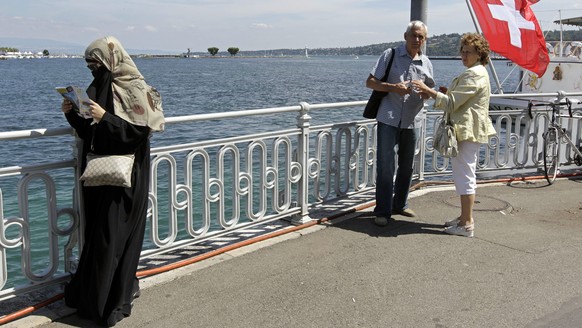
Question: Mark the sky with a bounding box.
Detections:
[2,0,581,54]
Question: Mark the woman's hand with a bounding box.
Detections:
[411,80,436,99]
[83,99,106,122]
[61,99,74,114]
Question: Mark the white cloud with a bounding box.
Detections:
[253,23,272,29]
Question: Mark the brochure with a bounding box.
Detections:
[55,86,92,119]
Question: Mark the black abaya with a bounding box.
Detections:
[64,67,151,327]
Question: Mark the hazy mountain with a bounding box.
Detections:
[3,30,581,57]
[0,37,86,55]
[0,37,180,56]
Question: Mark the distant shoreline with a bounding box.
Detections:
[0,54,512,61]
[136,54,511,61]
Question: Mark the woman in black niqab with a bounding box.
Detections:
[61,36,164,327]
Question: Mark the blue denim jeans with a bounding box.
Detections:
[374,122,416,217]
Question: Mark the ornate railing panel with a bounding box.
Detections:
[1,95,581,302]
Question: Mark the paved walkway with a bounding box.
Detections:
[8,177,582,328]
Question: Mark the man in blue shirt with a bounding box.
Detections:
[366,20,435,226]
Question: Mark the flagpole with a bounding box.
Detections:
[559,10,563,57]
[465,0,504,94]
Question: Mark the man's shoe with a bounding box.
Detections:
[444,223,474,238]
[374,216,389,227]
[392,208,416,217]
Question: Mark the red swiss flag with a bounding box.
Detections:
[469,0,549,77]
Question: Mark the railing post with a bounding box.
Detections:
[68,137,85,272]
[416,105,428,182]
[292,102,313,225]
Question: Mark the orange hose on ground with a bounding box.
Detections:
[2,171,580,325]
[0,294,64,325]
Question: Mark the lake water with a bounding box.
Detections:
[0,55,520,163]
[0,55,519,129]
[0,55,520,289]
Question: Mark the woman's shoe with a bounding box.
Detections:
[444,218,459,227]
[444,218,475,228]
[444,223,474,237]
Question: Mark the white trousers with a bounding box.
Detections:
[451,141,480,195]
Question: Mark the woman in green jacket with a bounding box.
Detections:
[412,33,496,237]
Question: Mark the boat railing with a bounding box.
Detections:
[0,92,581,303]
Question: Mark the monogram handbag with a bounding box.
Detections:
[80,153,135,187]
[363,48,395,119]
[433,113,458,158]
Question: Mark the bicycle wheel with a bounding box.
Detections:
[543,126,559,184]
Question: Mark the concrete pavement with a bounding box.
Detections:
[9,177,582,328]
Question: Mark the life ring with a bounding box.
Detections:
[525,72,542,91]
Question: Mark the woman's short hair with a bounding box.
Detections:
[460,33,490,65]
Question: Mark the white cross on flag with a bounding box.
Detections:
[469,0,549,77]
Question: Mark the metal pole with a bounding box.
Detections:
[410,0,428,24]
[411,0,428,177]
[411,0,428,54]
[559,10,563,57]
[465,0,504,93]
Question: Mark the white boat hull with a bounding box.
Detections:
[490,58,582,111]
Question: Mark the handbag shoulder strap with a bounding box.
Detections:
[90,124,97,152]
[380,48,396,82]
[444,112,453,124]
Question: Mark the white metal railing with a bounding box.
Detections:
[0,94,581,302]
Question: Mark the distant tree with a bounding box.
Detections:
[42,49,50,57]
[544,29,582,41]
[227,47,239,56]
[208,47,219,56]
[0,47,18,52]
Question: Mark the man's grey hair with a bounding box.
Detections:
[406,20,428,35]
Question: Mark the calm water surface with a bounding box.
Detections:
[0,56,518,130]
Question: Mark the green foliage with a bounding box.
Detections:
[227,47,239,56]
[0,47,19,52]
[207,47,219,56]
[42,49,49,56]
[426,33,463,56]
[544,30,582,41]
[234,30,581,57]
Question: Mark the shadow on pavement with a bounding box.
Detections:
[331,213,446,238]
[45,314,102,327]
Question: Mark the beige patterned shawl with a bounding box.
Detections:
[85,36,165,132]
